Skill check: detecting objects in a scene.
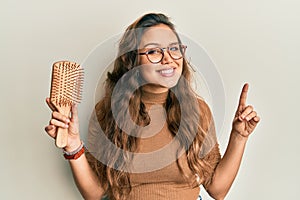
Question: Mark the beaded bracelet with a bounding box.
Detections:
[63,141,85,160]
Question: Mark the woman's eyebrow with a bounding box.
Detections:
[169,42,179,46]
[143,42,179,48]
[143,42,160,48]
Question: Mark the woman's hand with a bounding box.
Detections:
[44,98,82,152]
[232,83,260,138]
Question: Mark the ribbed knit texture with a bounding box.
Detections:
[87,90,221,199]
[128,90,200,199]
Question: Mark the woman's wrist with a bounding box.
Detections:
[63,139,82,153]
[230,130,249,143]
[63,141,85,160]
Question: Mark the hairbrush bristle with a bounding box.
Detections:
[50,61,84,107]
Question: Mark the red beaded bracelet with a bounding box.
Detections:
[63,142,85,160]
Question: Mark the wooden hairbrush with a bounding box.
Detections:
[50,61,84,148]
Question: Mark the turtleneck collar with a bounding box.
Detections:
[141,90,169,104]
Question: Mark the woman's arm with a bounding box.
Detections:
[205,83,260,200]
[68,153,104,200]
[205,131,248,200]
[45,98,104,200]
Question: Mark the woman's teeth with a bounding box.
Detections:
[160,68,174,74]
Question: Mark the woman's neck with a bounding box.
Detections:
[141,88,169,104]
[141,84,169,94]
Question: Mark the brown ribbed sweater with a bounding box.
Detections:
[87,90,221,200]
[127,91,220,200]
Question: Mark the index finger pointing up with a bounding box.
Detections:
[238,83,249,108]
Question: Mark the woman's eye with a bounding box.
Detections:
[169,46,179,51]
[147,49,160,54]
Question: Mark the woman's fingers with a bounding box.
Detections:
[244,111,257,121]
[254,115,260,122]
[238,105,253,121]
[45,99,81,140]
[238,105,260,123]
[46,98,57,111]
[52,111,70,124]
[50,118,69,128]
[237,83,249,111]
[44,125,57,138]
[45,111,70,137]
[251,115,260,123]
[45,98,81,149]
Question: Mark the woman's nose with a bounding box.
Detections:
[161,49,173,64]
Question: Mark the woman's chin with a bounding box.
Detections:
[159,77,180,89]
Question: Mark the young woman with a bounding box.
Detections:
[45,13,260,200]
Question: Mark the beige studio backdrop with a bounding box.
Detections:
[1,0,299,199]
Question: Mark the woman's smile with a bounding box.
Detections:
[157,67,176,77]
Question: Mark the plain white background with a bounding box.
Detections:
[1,0,299,199]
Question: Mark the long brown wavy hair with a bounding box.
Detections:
[86,13,220,200]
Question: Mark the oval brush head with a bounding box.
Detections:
[50,61,84,148]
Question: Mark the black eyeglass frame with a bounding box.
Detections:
[138,44,187,64]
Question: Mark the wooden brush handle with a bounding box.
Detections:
[55,105,71,148]
[56,126,69,148]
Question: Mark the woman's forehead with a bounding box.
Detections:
[139,24,178,47]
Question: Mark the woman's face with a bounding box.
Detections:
[138,24,183,93]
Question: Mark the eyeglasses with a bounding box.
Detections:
[138,44,187,64]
